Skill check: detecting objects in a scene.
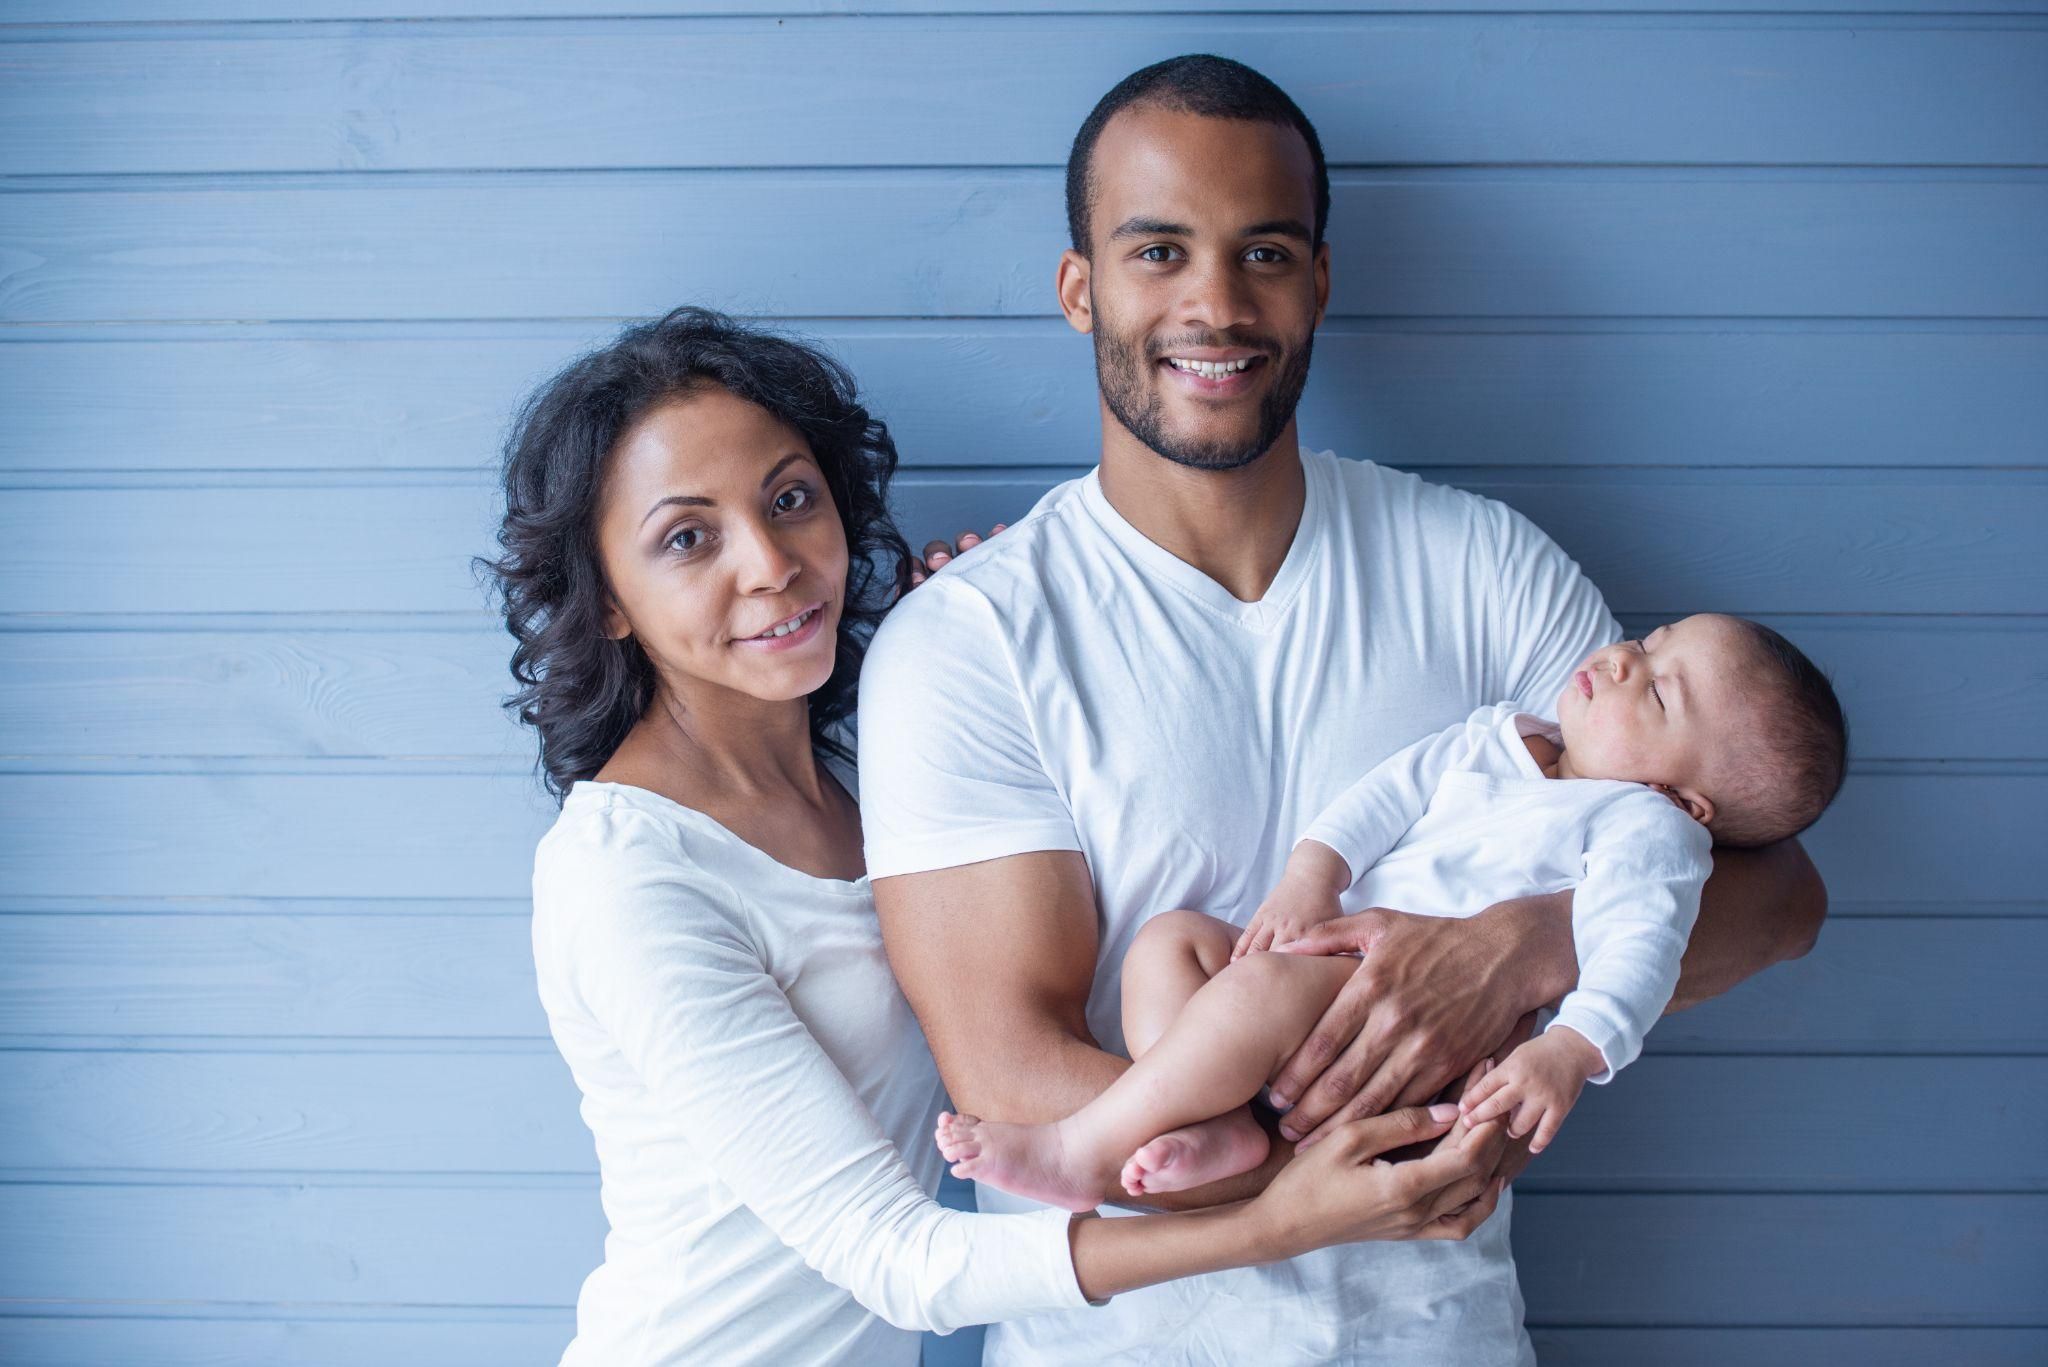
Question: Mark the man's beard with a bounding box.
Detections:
[1092,308,1314,473]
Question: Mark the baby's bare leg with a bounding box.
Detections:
[1120,909,1238,1057]
[938,930,1358,1207]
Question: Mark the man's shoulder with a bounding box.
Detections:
[869,475,1091,651]
[1319,448,1501,524]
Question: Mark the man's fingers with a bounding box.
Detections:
[1350,1036,1448,1128]
[921,538,955,568]
[1276,1006,1391,1140]
[1268,978,1374,1114]
[992,522,1008,534]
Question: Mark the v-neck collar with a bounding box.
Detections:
[1077,446,1326,632]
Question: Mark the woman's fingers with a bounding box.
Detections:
[1418,1177,1505,1240]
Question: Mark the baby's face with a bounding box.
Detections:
[1554,613,1754,822]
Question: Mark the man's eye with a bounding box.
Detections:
[1139,245,1177,262]
[1246,246,1286,263]
[774,486,813,515]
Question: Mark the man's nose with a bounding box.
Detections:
[1179,255,1256,332]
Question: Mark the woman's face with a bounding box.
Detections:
[595,386,849,711]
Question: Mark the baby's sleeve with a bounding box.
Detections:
[534,811,1092,1334]
[1546,788,1713,1082]
[1298,704,1512,885]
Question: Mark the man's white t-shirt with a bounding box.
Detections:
[858,447,1619,1366]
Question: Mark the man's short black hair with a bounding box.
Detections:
[1065,54,1330,257]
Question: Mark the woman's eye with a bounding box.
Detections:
[667,526,706,554]
[774,485,813,515]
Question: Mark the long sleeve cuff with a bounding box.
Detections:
[918,1205,1100,1335]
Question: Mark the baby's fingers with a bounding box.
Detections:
[1529,1105,1567,1155]
[1462,1076,1513,1124]
[1232,920,1261,962]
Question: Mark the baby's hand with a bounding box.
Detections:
[1457,1026,1606,1154]
[1233,841,1351,961]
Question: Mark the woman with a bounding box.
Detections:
[485,307,1503,1365]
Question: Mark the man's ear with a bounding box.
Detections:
[1056,248,1093,334]
[1312,240,1331,327]
[1655,783,1714,828]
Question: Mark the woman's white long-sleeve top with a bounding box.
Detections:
[531,778,1090,1366]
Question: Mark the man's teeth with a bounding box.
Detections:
[759,609,813,639]
[1167,357,1254,379]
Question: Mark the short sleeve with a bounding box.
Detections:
[857,576,1081,879]
[1483,497,1622,715]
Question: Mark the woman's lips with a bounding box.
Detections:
[734,604,826,653]
[1575,669,1594,699]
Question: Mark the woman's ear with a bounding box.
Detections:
[1655,783,1714,828]
[602,598,631,642]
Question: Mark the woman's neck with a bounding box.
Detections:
[602,681,827,812]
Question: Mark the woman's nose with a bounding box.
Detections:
[736,526,801,594]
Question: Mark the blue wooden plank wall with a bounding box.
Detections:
[2,6,2043,1364]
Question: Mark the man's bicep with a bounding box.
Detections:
[856,584,1081,878]
[873,851,1108,1119]
[1486,499,1621,710]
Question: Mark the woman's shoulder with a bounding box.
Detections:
[533,783,753,935]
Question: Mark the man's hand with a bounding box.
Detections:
[909,524,1007,587]
[1269,893,1576,1148]
[1233,840,1350,962]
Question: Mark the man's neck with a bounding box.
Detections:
[1095,417,1308,604]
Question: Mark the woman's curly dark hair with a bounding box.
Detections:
[478,307,913,803]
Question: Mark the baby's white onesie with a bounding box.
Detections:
[1299,702,1713,1080]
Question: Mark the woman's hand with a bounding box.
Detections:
[909,524,1008,588]
[1246,1104,1505,1260]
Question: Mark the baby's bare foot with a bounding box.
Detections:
[934,1111,1106,1213]
[1119,1108,1270,1196]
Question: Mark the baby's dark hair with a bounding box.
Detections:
[1710,619,1849,848]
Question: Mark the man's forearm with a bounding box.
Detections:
[947,1015,1288,1212]
[1666,836,1825,1013]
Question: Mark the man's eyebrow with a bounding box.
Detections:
[1109,216,1192,242]
[1242,218,1312,242]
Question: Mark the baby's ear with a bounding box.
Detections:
[1653,783,1714,828]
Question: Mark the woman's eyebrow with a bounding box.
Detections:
[639,492,713,527]
[759,452,806,488]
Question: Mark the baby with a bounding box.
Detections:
[936,614,1847,1212]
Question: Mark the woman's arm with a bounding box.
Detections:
[542,827,1085,1334]
[1070,1104,1506,1301]
[541,814,1504,1332]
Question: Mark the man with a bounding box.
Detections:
[859,55,1823,1365]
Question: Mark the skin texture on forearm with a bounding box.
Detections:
[872,850,1283,1213]
[1666,836,1825,1013]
